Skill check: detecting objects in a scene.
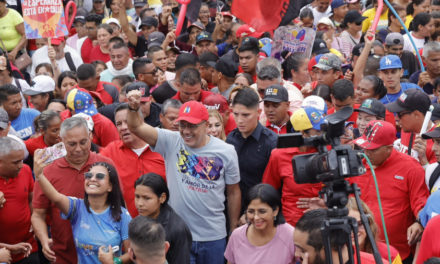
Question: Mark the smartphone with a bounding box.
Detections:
[102,245,119,253]
[42,142,67,164]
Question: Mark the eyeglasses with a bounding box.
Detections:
[178,121,205,130]
[398,111,412,118]
[84,172,106,180]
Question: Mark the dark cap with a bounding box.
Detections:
[199,52,218,68]
[354,98,386,118]
[385,32,404,46]
[215,56,238,78]
[139,17,158,29]
[238,37,260,53]
[386,88,431,114]
[422,124,440,139]
[133,0,147,7]
[431,104,440,121]
[0,108,9,129]
[188,21,205,31]
[147,31,165,49]
[74,8,88,24]
[313,53,342,71]
[312,39,330,55]
[126,82,150,102]
[263,84,289,103]
[343,10,367,25]
[196,31,213,44]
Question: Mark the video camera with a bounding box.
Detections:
[277,106,366,184]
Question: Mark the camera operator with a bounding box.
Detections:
[353,120,428,264]
[294,209,384,264]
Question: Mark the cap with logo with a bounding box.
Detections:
[386,88,431,114]
[176,101,209,124]
[66,88,98,116]
[385,32,404,46]
[126,82,150,102]
[0,108,9,129]
[354,120,396,149]
[133,0,147,7]
[139,16,158,29]
[354,98,386,118]
[106,18,121,28]
[72,113,95,131]
[290,106,325,131]
[196,31,213,44]
[422,123,440,139]
[236,24,263,38]
[379,55,402,70]
[313,53,342,71]
[238,36,260,52]
[147,31,165,49]
[263,84,289,103]
[203,93,229,114]
[312,39,330,55]
[302,95,328,114]
[74,8,88,24]
[24,75,56,96]
[215,56,237,78]
[188,21,205,31]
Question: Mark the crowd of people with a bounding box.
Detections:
[1,0,440,263]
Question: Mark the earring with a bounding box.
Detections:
[274,215,277,221]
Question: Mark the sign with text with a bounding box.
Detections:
[21,0,69,39]
[271,25,316,60]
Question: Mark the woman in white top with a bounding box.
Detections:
[339,10,367,62]
[403,12,434,53]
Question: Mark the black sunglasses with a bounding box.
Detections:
[84,172,106,180]
[355,21,362,26]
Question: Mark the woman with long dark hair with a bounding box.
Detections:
[405,0,430,28]
[134,173,192,264]
[403,12,435,52]
[33,157,131,264]
[224,184,295,264]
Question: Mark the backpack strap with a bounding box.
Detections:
[429,163,440,192]
[65,52,76,72]
[14,78,22,91]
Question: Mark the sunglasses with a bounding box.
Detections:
[84,172,106,180]
[355,21,363,26]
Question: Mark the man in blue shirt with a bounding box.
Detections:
[0,84,39,140]
[379,54,422,105]
[226,87,277,210]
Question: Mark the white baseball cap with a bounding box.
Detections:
[23,75,55,96]
[302,95,328,114]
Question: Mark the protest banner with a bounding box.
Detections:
[21,0,69,39]
[271,25,316,60]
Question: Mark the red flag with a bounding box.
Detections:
[231,0,307,32]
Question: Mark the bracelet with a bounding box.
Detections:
[113,257,122,264]
[128,105,139,112]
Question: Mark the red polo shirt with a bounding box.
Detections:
[81,38,95,63]
[0,165,37,263]
[100,140,166,217]
[262,147,323,226]
[92,113,119,147]
[25,135,47,157]
[32,152,114,264]
[171,90,214,103]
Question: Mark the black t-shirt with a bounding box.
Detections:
[400,51,420,79]
[152,81,178,104]
[144,102,162,127]
[134,35,148,58]
[98,103,120,124]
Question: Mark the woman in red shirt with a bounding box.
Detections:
[25,110,61,157]
[89,24,114,63]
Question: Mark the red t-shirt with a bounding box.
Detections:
[81,38,95,64]
[416,215,440,264]
[398,130,436,164]
[0,165,37,263]
[327,104,360,127]
[349,149,429,259]
[262,147,323,226]
[224,113,236,136]
[91,113,119,147]
[171,90,214,103]
[25,135,48,157]
[32,152,114,264]
[100,140,166,217]
[89,46,110,63]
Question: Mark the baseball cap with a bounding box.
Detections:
[0,108,9,129]
[106,18,121,28]
[386,88,431,114]
[126,82,150,102]
[313,53,342,71]
[379,55,402,70]
[385,32,404,46]
[72,113,94,131]
[51,37,64,46]
[331,0,347,9]
[308,55,324,72]
[66,88,98,116]
[74,8,88,24]
[431,104,440,121]
[215,56,238,78]
[139,17,158,29]
[188,21,205,31]
[312,39,330,55]
[354,98,386,118]
[290,107,326,131]
[0,56,7,71]
[203,93,229,113]
[221,11,234,18]
[346,0,359,3]
[343,10,367,25]
[147,31,165,49]
[238,37,260,53]
[317,17,335,29]
[24,75,56,95]
[263,84,289,103]
[133,0,147,7]
[302,95,328,114]
[422,123,440,139]
[176,101,209,124]
[236,24,263,39]
[196,31,213,44]
[354,120,396,149]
